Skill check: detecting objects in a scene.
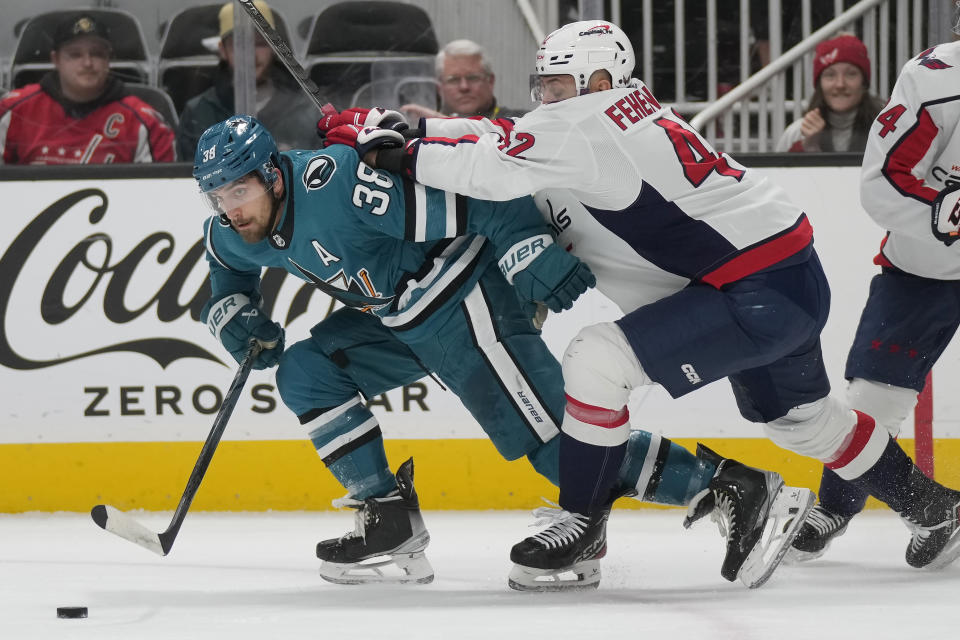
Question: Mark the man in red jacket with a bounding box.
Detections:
[0,14,175,164]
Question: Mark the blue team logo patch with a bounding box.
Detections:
[302,155,337,191]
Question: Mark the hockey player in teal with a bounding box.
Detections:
[194,115,780,589]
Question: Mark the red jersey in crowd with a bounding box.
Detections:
[0,74,175,164]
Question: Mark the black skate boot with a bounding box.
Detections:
[899,477,960,570]
[508,506,608,591]
[316,458,433,585]
[684,446,814,588]
[784,505,852,563]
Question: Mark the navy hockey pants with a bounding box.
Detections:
[846,265,960,392]
[617,250,832,424]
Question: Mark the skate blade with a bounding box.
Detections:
[319,551,434,585]
[782,543,831,565]
[738,485,815,589]
[507,560,600,592]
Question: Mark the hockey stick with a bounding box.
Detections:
[90,340,263,556]
[236,0,336,115]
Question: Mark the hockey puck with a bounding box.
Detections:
[56,607,88,619]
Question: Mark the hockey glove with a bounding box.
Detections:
[317,107,409,139]
[202,293,285,369]
[322,124,406,159]
[931,184,960,247]
[500,234,596,312]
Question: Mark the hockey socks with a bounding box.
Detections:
[817,466,868,518]
[558,431,626,515]
[619,431,715,505]
[848,435,931,512]
[301,401,396,500]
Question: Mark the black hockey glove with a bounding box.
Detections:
[201,293,284,369]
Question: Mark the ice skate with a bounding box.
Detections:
[508,505,607,591]
[316,458,433,585]
[783,505,852,563]
[684,452,814,588]
[900,481,960,570]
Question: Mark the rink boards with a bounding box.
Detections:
[0,161,957,512]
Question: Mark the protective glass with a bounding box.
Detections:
[201,173,271,216]
[529,74,578,104]
[954,0,960,36]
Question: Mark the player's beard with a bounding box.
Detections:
[246,193,283,243]
[233,195,281,243]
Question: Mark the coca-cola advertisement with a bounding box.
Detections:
[0,178,499,445]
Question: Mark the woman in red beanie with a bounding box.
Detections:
[777,33,886,152]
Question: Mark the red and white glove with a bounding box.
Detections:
[317,107,408,138]
[322,124,405,158]
[932,184,960,246]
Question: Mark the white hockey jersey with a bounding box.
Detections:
[407,83,814,312]
[860,42,960,280]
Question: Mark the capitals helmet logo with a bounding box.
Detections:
[579,24,613,37]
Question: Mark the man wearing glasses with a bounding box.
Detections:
[402,40,526,121]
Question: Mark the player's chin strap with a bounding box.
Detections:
[265,187,285,237]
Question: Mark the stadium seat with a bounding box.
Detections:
[10,9,152,88]
[123,83,180,128]
[157,3,293,115]
[302,1,439,110]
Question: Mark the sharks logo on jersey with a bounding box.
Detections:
[288,258,395,312]
[302,155,337,191]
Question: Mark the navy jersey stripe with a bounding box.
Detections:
[584,183,737,280]
[584,184,812,287]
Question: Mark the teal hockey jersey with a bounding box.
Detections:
[203,144,552,337]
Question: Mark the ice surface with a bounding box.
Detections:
[0,509,955,639]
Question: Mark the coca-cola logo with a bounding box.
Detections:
[0,188,319,370]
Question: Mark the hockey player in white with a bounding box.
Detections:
[325,21,960,588]
[788,11,960,562]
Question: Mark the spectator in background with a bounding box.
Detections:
[0,14,175,164]
[401,39,526,120]
[176,0,320,159]
[777,34,886,152]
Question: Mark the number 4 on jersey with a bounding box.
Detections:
[876,104,907,138]
[654,117,745,187]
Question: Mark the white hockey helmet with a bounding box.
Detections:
[532,20,635,101]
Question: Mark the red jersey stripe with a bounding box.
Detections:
[421,135,480,146]
[881,108,940,204]
[700,215,814,288]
